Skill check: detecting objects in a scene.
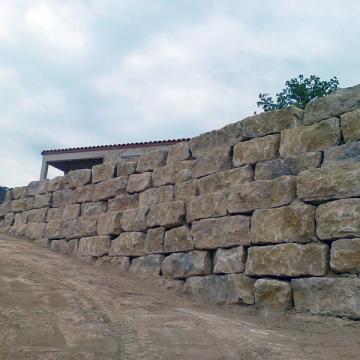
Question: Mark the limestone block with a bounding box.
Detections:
[228,176,296,213]
[111,232,146,256]
[145,227,165,254]
[323,141,360,167]
[45,220,63,240]
[245,243,329,277]
[214,247,246,274]
[241,106,304,138]
[279,118,340,158]
[14,212,27,226]
[51,239,78,255]
[162,250,212,279]
[26,223,46,240]
[197,166,253,195]
[46,208,63,223]
[251,201,316,245]
[2,213,14,227]
[121,207,149,232]
[185,274,255,305]
[341,109,360,141]
[164,225,193,253]
[292,277,360,319]
[63,216,97,239]
[97,212,123,236]
[12,186,27,199]
[233,134,280,166]
[129,254,164,277]
[127,172,152,193]
[255,151,322,180]
[330,238,360,273]
[27,208,48,223]
[5,189,13,202]
[73,185,94,203]
[186,193,227,222]
[92,162,116,183]
[53,189,74,208]
[136,149,168,173]
[33,193,52,209]
[117,160,137,177]
[254,279,292,311]
[78,236,110,257]
[175,180,198,201]
[95,256,131,271]
[27,180,47,196]
[26,197,34,210]
[298,163,360,202]
[62,204,80,221]
[46,176,64,192]
[316,199,360,240]
[93,176,128,200]
[139,185,174,207]
[81,201,107,217]
[192,216,250,249]
[108,193,139,212]
[10,199,27,213]
[0,201,10,216]
[152,161,195,187]
[33,238,51,248]
[167,141,190,164]
[303,84,360,125]
[147,201,185,228]
[65,169,92,188]
[14,224,28,237]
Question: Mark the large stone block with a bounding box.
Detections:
[53,189,74,208]
[186,193,227,222]
[117,160,137,177]
[175,180,198,200]
[279,118,340,158]
[12,186,27,199]
[73,185,94,203]
[78,236,111,257]
[233,134,280,166]
[46,208,63,223]
[111,232,146,256]
[164,225,193,253]
[298,163,360,202]
[108,193,139,212]
[152,161,194,187]
[2,213,14,227]
[14,212,27,226]
[167,141,190,164]
[127,172,152,193]
[65,169,92,188]
[246,243,329,277]
[214,246,246,274]
[92,162,116,183]
[197,166,253,195]
[162,250,212,279]
[97,212,123,236]
[251,201,316,245]
[27,208,48,223]
[192,215,250,249]
[81,201,107,217]
[25,197,34,210]
[330,238,360,273]
[147,201,185,228]
[33,193,52,209]
[185,274,255,305]
[139,185,174,207]
[62,204,80,221]
[10,199,27,213]
[292,277,360,319]
[95,256,131,271]
[121,207,149,232]
[51,239,78,255]
[303,84,360,125]
[316,199,360,240]
[26,223,46,240]
[63,216,97,239]
[45,220,63,239]
[228,176,296,213]
[341,109,360,142]
[145,227,165,254]
[129,254,164,277]
[323,141,360,167]
[93,177,128,201]
[27,180,47,196]
[136,149,168,172]
[255,152,322,180]
[46,176,65,192]
[0,201,10,216]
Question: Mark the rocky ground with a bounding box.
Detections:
[1,234,360,360]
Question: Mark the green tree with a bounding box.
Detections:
[257,75,339,112]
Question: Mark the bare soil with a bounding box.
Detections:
[1,234,360,360]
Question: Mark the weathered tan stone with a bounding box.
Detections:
[127,172,152,193]
[45,220,63,239]
[92,162,116,183]
[162,250,212,279]
[330,238,360,273]
[255,151,322,180]
[251,201,315,245]
[53,189,74,208]
[186,193,227,222]
[10,199,27,213]
[139,185,174,207]
[46,208,63,223]
[121,207,149,232]
[2,213,14,227]
[111,232,146,256]
[27,208,48,223]
[12,186,27,199]
[63,216,97,240]
[46,176,64,192]
[297,163,360,202]
[246,243,329,277]
[97,212,123,236]
[26,223,46,240]
[280,118,340,158]
[228,176,296,213]
[341,109,360,142]
[116,160,137,177]
[152,161,194,187]
[254,279,292,311]
[303,84,360,125]
[175,180,198,200]
[147,201,185,228]
[81,201,107,217]
[108,193,139,212]
[197,166,253,195]
[4,189,13,202]
[33,238,51,248]
[136,149,168,173]
[167,141,190,164]
[14,212,27,226]
[65,169,92,188]
[78,236,110,257]
[192,216,250,249]
[129,254,164,277]
[93,176,128,200]
[62,204,80,221]
[95,256,131,271]
[0,201,10,216]
[25,197,34,210]
[33,193,52,209]
[27,180,47,196]
[51,239,78,255]
[164,225,193,253]
[323,141,360,167]
[14,224,28,237]
[73,185,94,203]
[214,247,246,274]
[145,227,165,254]
[292,277,360,319]
[316,199,360,240]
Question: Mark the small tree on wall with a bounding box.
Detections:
[257,75,339,111]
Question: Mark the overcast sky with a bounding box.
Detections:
[1,0,359,187]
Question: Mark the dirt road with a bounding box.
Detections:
[0,234,359,360]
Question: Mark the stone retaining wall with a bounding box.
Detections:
[2,84,360,318]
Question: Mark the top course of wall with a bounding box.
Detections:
[1,84,360,319]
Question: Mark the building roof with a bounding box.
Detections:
[41,138,190,155]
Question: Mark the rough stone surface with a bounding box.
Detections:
[152,161,194,187]
[341,109,360,141]
[10,199,27,213]
[127,172,152,193]
[33,237,51,248]
[95,256,131,271]
[145,227,165,254]
[97,212,123,236]
[129,254,164,277]
[45,220,63,239]
[162,250,212,279]
[280,118,340,158]
[166,141,190,164]
[316,199,360,240]
[93,177,128,200]
[78,236,111,257]
[117,160,137,177]
[53,189,74,208]
[27,181,47,196]
[46,208,63,223]
[174,180,198,200]
[136,149,168,172]
[108,193,139,212]
[81,201,107,217]
[33,193,52,209]
[139,185,174,207]
[292,277,360,319]
[65,169,92,188]
[51,239,78,255]
[214,247,246,274]
[12,186,27,200]
[46,177,64,192]
[228,176,296,213]
[121,207,149,232]
[192,216,250,249]
[323,141,360,167]
[147,201,185,228]
[298,163,360,202]
[27,208,48,223]
[63,216,97,240]
[26,223,46,240]
[233,134,280,166]
[92,163,116,183]
[251,201,316,245]
[186,193,227,222]
[111,232,146,256]
[246,243,329,277]
[73,185,94,203]
[14,213,27,226]
[62,204,80,221]
[164,225,193,253]
[330,238,360,273]
[2,213,14,227]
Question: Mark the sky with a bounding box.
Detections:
[0,0,359,187]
